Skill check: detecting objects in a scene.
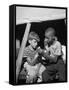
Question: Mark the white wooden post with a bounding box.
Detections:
[16,23,31,83]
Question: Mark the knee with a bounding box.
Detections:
[42,70,48,82]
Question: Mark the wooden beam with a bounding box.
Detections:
[16,23,31,83]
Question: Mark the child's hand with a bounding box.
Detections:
[37,47,43,54]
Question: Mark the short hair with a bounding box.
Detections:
[28,32,40,42]
[45,27,56,37]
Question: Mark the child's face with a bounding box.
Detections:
[29,39,38,48]
[44,31,54,45]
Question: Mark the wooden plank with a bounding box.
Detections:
[16,23,31,83]
[16,7,66,25]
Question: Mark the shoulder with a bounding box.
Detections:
[51,41,62,56]
[53,41,62,48]
[24,45,33,54]
[24,46,30,51]
[23,46,31,57]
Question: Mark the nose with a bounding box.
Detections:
[35,42,38,45]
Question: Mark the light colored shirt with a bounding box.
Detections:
[46,41,62,57]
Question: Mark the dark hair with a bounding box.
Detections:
[28,32,40,42]
[45,27,55,37]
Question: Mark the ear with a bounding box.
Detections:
[28,40,31,44]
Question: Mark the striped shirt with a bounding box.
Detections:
[23,45,37,60]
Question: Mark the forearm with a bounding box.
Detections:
[41,52,58,63]
[27,55,38,66]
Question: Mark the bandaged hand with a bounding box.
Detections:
[36,47,43,54]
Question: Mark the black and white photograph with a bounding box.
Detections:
[9,5,67,85]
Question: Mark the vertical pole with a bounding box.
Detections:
[16,23,31,83]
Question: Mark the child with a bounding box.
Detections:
[41,27,66,82]
[20,32,45,83]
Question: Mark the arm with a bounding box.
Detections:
[41,41,62,64]
[27,53,39,65]
[41,51,58,63]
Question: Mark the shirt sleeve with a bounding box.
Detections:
[23,47,30,57]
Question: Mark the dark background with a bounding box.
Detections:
[16,19,67,48]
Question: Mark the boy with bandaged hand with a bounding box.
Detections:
[39,27,66,82]
[20,32,45,84]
